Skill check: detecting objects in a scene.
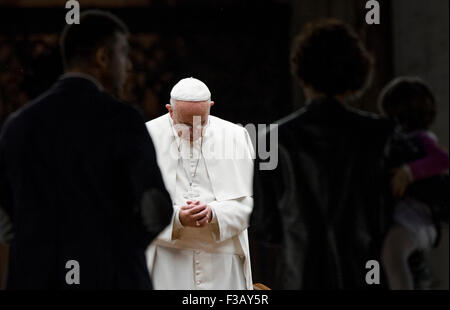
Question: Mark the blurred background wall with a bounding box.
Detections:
[391,0,449,289]
[0,0,448,289]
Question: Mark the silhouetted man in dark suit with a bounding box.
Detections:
[0,10,172,289]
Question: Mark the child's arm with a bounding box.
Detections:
[407,132,449,181]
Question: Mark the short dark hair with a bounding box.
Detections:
[60,10,129,68]
[291,19,373,97]
[379,77,436,132]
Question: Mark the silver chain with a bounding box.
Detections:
[169,118,204,190]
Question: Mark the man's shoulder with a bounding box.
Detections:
[209,115,246,133]
[93,91,145,124]
[22,81,130,116]
[344,107,394,137]
[146,113,168,125]
[277,106,308,126]
[54,77,137,118]
[346,105,387,123]
[0,87,56,139]
[268,107,308,140]
[145,113,169,132]
[282,104,393,133]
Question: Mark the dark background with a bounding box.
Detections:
[0,0,448,289]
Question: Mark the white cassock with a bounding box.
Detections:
[145,113,254,290]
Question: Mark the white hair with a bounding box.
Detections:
[170,97,211,109]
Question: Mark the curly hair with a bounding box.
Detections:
[291,19,374,97]
[378,77,436,132]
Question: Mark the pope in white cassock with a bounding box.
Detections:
[145,77,254,290]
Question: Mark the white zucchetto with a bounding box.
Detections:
[170,77,211,102]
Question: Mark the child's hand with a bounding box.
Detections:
[391,166,412,198]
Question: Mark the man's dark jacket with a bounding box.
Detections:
[251,98,394,289]
[0,77,173,289]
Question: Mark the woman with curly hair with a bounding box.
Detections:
[252,19,394,289]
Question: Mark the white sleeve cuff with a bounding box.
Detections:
[171,206,184,240]
[209,207,218,224]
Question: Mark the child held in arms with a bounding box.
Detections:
[379,77,449,290]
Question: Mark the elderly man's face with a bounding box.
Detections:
[167,100,214,141]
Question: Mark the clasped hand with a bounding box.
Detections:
[179,200,212,228]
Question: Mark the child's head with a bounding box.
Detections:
[379,77,436,132]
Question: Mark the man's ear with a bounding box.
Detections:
[165,104,173,117]
[209,101,215,108]
[95,47,109,69]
